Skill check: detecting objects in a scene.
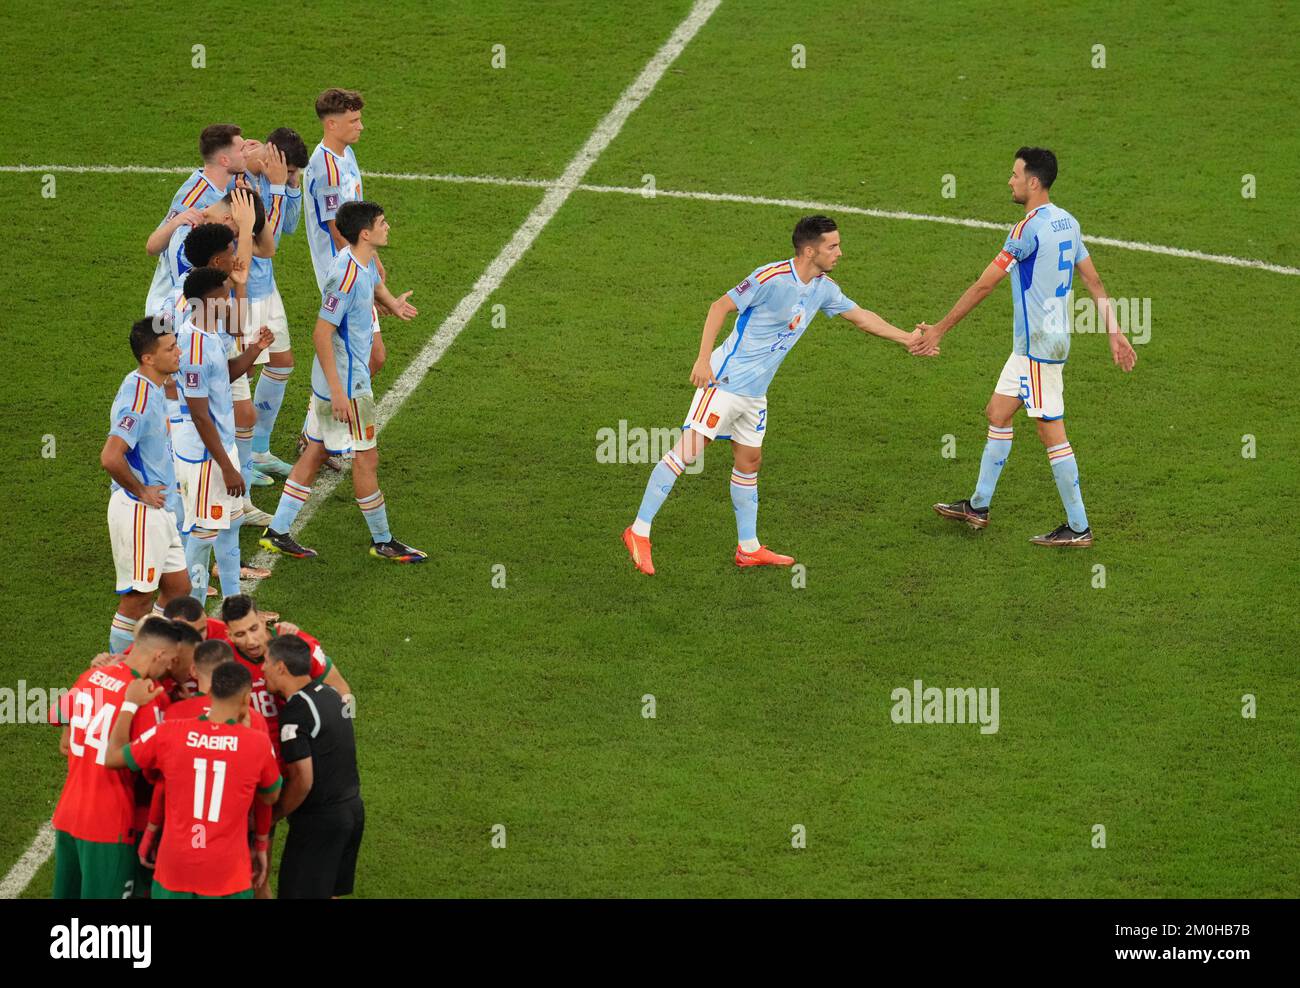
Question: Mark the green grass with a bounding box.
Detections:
[2,0,1298,898]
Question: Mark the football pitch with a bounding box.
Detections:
[2,0,1297,897]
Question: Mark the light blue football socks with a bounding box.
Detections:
[1047,441,1089,531]
[971,425,1013,510]
[730,469,760,552]
[632,452,687,537]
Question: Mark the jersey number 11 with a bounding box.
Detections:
[192,757,227,822]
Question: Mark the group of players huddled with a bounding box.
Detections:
[55,596,360,898]
[57,88,401,899]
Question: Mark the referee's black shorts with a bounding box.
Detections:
[278,797,365,899]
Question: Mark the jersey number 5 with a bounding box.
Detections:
[1055,241,1074,298]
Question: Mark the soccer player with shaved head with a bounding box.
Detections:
[623,215,930,575]
[106,661,281,899]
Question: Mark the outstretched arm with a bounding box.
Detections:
[913,260,1008,354]
[838,306,926,351]
[1076,256,1136,371]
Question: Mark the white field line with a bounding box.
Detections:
[575,183,1300,277]
[0,821,53,899]
[4,163,1297,276]
[0,0,723,902]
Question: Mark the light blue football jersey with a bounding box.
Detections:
[145,223,195,316]
[166,169,226,217]
[997,203,1090,362]
[312,247,379,400]
[713,259,857,397]
[145,170,232,315]
[305,143,364,290]
[108,371,175,499]
[158,286,186,328]
[172,318,236,462]
[246,172,301,300]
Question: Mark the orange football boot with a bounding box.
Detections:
[622,527,655,575]
[735,545,795,567]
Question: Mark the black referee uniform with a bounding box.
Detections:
[277,682,365,898]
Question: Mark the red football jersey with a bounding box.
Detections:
[52,663,165,843]
[80,657,173,833]
[167,694,275,760]
[230,630,331,739]
[124,717,281,896]
[147,699,274,834]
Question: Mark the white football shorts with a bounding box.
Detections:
[307,391,377,454]
[108,488,185,593]
[175,442,245,532]
[682,385,768,447]
[994,354,1065,420]
[250,289,291,355]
